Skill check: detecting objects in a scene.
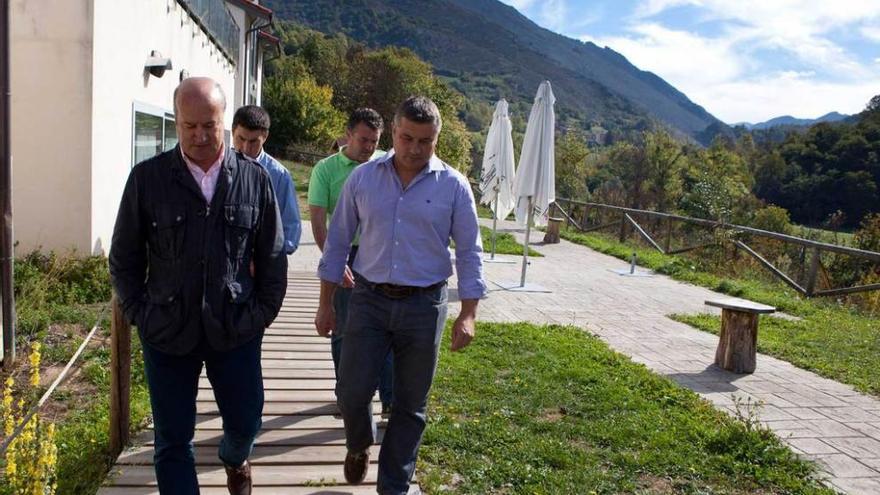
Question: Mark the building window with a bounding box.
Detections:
[132,103,177,166]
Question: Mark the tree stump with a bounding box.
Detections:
[705,298,775,374]
[543,217,563,244]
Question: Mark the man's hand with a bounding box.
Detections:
[341,265,355,288]
[451,312,476,351]
[315,302,335,338]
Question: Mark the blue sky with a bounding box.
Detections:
[501,0,880,124]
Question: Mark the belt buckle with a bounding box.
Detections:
[380,284,413,299]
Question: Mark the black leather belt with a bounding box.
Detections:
[357,275,446,300]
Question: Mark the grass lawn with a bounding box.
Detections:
[284,160,313,221]
[419,321,834,494]
[480,226,542,257]
[559,228,880,397]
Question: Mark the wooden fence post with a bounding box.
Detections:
[805,248,822,297]
[109,294,131,458]
[664,218,673,253]
[618,212,628,242]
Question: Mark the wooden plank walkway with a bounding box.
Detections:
[100,272,385,494]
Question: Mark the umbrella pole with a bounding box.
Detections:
[490,195,499,260]
[520,196,533,287]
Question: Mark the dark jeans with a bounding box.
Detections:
[332,286,394,405]
[140,333,264,494]
[336,277,448,495]
[331,246,393,406]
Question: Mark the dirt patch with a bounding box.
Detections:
[1,322,106,427]
[540,407,567,422]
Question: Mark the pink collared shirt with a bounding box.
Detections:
[181,146,225,203]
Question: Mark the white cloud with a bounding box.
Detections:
[862,25,880,42]
[695,73,877,123]
[539,0,568,31]
[633,0,880,75]
[582,23,744,87]
[633,0,699,19]
[502,0,539,10]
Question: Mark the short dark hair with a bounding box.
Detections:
[232,105,271,131]
[393,96,442,130]
[347,108,384,131]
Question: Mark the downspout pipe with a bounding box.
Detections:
[0,0,16,369]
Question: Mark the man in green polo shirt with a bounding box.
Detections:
[309,107,393,414]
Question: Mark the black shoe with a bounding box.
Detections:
[225,460,252,495]
[344,449,369,484]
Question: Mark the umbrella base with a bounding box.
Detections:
[494,280,552,293]
[483,255,517,264]
[610,268,654,277]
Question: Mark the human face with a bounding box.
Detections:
[232,126,268,159]
[391,117,439,173]
[343,122,381,163]
[175,94,225,168]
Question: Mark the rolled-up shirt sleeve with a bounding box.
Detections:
[451,177,487,300]
[317,170,359,283]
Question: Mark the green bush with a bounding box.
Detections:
[751,205,794,235]
[13,251,110,339]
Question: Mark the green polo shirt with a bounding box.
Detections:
[308,147,385,220]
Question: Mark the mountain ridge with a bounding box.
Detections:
[735,112,850,130]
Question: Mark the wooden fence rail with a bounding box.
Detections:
[554,198,880,298]
[109,295,131,459]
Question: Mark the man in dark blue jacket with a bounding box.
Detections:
[109,77,287,495]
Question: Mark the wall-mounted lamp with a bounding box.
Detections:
[144,50,173,78]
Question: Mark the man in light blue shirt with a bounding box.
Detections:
[232,105,301,254]
[316,96,487,494]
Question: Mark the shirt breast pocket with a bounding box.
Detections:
[149,204,186,260]
[421,198,454,233]
[224,204,260,261]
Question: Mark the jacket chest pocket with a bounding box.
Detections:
[224,204,260,260]
[149,205,187,260]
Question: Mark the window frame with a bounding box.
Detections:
[131,101,177,167]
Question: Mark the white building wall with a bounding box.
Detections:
[89,0,238,255]
[10,0,94,254]
[230,6,248,108]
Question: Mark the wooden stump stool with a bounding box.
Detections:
[543,217,564,244]
[705,298,776,374]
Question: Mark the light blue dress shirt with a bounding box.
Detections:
[256,150,301,254]
[318,151,487,300]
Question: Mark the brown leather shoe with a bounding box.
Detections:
[344,449,369,484]
[225,460,252,495]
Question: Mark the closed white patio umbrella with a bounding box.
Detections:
[507,81,555,290]
[479,99,517,263]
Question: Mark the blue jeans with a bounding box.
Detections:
[332,286,394,405]
[331,246,393,406]
[140,334,264,494]
[336,278,448,495]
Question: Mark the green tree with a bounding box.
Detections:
[678,141,753,221]
[263,58,345,152]
[555,131,590,199]
[643,130,685,212]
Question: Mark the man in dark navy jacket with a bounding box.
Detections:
[109,77,287,495]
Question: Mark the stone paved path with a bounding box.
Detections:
[473,219,880,495]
